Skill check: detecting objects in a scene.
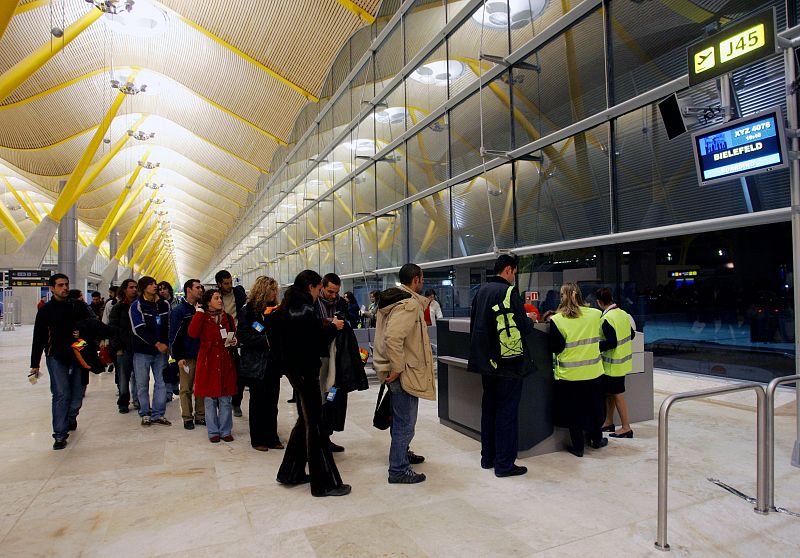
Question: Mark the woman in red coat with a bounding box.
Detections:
[188,289,238,443]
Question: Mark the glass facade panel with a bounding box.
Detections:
[354,219,378,271]
[410,190,450,263]
[447,5,508,98]
[406,42,449,120]
[516,123,611,245]
[405,0,446,63]
[353,168,377,216]
[449,75,512,177]
[615,105,747,232]
[333,183,353,230]
[376,210,405,269]
[374,25,403,98]
[375,146,406,211]
[513,8,606,141]
[452,163,514,257]
[335,229,353,275]
[406,118,449,194]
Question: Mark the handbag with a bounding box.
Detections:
[372,382,392,430]
[98,344,113,365]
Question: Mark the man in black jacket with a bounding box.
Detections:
[30,273,93,450]
[109,278,138,413]
[468,253,533,478]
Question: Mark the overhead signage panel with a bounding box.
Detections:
[9,269,51,287]
[688,8,776,86]
[692,106,788,186]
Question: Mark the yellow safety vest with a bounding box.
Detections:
[601,307,633,377]
[489,286,523,369]
[551,307,604,381]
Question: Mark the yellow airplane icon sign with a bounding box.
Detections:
[694,46,716,74]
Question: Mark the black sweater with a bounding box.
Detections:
[31,298,93,368]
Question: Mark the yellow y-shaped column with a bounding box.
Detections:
[0,1,19,44]
[128,224,160,271]
[0,198,25,244]
[0,7,103,102]
[100,204,152,285]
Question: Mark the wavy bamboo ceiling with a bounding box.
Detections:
[0,0,379,279]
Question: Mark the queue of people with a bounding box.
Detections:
[29,256,635,498]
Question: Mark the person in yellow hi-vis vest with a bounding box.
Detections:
[547,283,606,458]
[596,288,636,439]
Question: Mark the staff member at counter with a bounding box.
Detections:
[546,282,607,458]
[596,288,636,439]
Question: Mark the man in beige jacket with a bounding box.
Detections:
[373,263,435,484]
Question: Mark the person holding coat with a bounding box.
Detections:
[547,282,607,458]
[275,270,350,497]
[188,289,238,443]
[237,276,283,451]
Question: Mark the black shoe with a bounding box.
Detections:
[232,405,243,417]
[118,407,129,414]
[567,446,584,458]
[277,474,311,486]
[68,417,77,431]
[133,402,140,410]
[495,465,527,478]
[609,430,634,439]
[184,420,195,430]
[286,398,296,403]
[314,484,352,497]
[407,450,425,464]
[588,437,609,449]
[601,424,615,433]
[481,460,494,470]
[327,441,344,453]
[195,418,206,426]
[173,388,180,396]
[53,439,67,450]
[388,469,426,484]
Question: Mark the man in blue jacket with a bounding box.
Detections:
[169,279,204,430]
[130,276,171,426]
[468,253,533,478]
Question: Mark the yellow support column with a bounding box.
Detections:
[0,1,19,45]
[2,177,37,221]
[92,165,150,247]
[0,198,25,244]
[138,236,161,273]
[129,224,160,270]
[114,206,153,260]
[49,73,139,222]
[147,251,167,277]
[0,7,103,102]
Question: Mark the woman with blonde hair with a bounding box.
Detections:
[237,276,284,451]
[547,282,607,457]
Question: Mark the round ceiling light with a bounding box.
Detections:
[409,60,464,87]
[105,0,169,38]
[375,107,409,124]
[472,0,548,30]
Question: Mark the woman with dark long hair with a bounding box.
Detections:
[237,276,283,451]
[188,289,238,443]
[275,270,350,497]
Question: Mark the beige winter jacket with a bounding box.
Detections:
[373,284,436,401]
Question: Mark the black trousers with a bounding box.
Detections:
[243,374,281,447]
[277,371,344,496]
[481,375,523,473]
[555,377,605,453]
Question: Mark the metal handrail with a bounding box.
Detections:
[765,374,800,511]
[655,382,767,552]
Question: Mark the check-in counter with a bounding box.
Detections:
[436,318,653,457]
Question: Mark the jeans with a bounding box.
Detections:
[205,396,233,438]
[481,375,523,474]
[388,380,419,476]
[115,351,134,409]
[133,352,168,420]
[46,357,85,440]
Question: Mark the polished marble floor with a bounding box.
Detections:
[1,325,799,557]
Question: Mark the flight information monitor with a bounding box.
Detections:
[692,107,788,186]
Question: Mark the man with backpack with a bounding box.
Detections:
[468,253,533,477]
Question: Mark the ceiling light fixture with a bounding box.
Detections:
[409,60,464,87]
[111,79,146,95]
[153,198,166,205]
[472,0,548,30]
[85,0,134,14]
[127,130,155,140]
[138,160,160,169]
[144,182,162,189]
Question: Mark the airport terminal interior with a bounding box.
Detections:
[2,0,800,556]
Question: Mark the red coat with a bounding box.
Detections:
[187,311,238,398]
